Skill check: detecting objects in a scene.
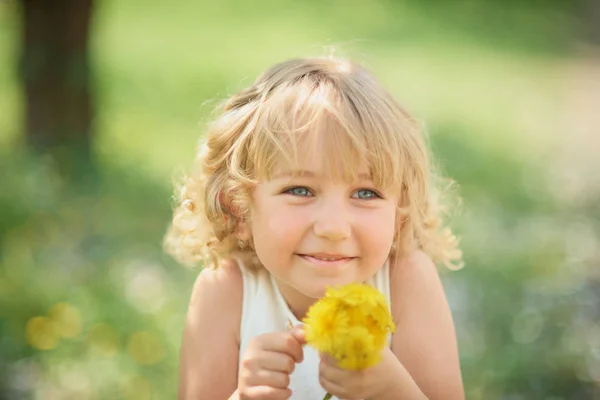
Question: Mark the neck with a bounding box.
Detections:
[272,277,318,321]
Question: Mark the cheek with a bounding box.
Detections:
[251,204,307,250]
[360,208,397,251]
[267,213,301,235]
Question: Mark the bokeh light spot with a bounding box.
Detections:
[26,316,59,350]
[121,376,152,400]
[511,310,544,345]
[86,323,119,356]
[50,302,82,339]
[127,331,164,365]
[125,264,167,314]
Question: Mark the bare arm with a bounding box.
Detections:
[179,260,242,400]
[389,250,464,400]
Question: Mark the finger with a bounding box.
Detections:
[319,362,366,400]
[263,332,304,363]
[244,386,292,400]
[289,324,306,345]
[247,369,291,390]
[319,358,346,383]
[259,351,297,374]
[319,352,338,366]
[318,372,349,400]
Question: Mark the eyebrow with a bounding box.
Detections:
[272,170,373,181]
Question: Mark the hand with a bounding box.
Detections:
[237,325,306,400]
[318,347,396,400]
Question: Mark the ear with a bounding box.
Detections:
[219,190,241,217]
[234,220,251,241]
[395,205,409,226]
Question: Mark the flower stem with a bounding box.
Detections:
[322,393,332,400]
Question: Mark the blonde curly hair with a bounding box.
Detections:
[164,57,462,270]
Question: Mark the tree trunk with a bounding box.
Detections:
[584,0,600,46]
[19,0,96,183]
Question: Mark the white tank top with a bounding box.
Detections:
[237,260,391,400]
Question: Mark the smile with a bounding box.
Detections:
[297,254,356,265]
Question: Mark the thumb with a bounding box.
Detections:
[289,323,307,345]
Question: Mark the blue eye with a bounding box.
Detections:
[286,187,312,197]
[352,189,380,199]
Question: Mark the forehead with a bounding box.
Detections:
[246,76,407,190]
[266,125,373,183]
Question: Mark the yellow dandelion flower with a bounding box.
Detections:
[333,325,377,370]
[303,298,347,350]
[303,283,395,371]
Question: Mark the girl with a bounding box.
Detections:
[165,57,464,400]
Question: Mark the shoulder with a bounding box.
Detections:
[388,250,464,399]
[388,248,452,332]
[179,258,243,399]
[187,258,244,339]
[190,258,243,304]
[389,249,444,310]
[190,258,243,309]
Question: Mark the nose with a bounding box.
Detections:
[312,198,351,241]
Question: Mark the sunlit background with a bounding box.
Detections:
[1,0,599,399]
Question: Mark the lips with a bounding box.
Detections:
[297,253,356,265]
[307,254,349,260]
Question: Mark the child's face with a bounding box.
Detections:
[248,139,400,305]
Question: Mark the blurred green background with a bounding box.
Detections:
[1,0,599,399]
